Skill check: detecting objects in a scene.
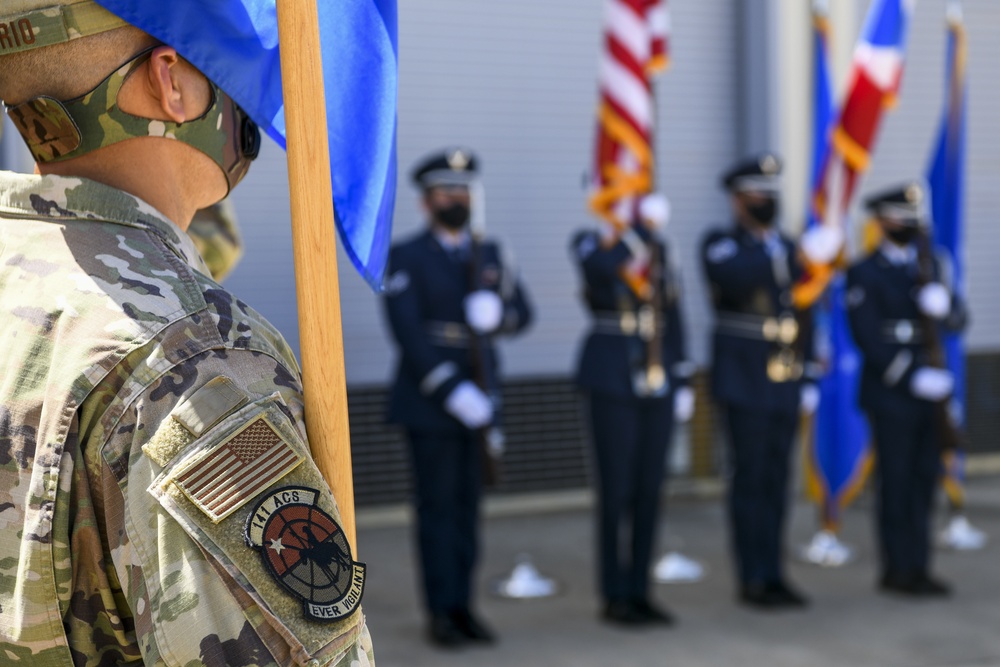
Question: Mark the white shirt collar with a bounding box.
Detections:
[432,227,470,251]
[879,241,917,266]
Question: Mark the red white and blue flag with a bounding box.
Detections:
[804,1,874,530]
[794,0,915,308]
[589,0,669,232]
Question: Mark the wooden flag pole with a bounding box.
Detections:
[276,0,357,551]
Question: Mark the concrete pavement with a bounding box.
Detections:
[357,476,1000,667]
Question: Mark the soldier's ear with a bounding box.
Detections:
[139,46,211,124]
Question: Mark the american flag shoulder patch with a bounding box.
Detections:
[172,414,304,523]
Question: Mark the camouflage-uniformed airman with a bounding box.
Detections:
[0,2,373,665]
[188,198,245,282]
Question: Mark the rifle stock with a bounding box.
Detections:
[915,227,963,451]
[467,226,504,487]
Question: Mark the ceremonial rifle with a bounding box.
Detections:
[915,226,963,452]
[467,189,504,487]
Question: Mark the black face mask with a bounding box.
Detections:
[885,225,919,245]
[434,203,470,230]
[745,197,778,226]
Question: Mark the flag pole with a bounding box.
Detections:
[275,0,357,551]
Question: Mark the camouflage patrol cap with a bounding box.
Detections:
[0,1,128,56]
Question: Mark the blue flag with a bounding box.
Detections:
[927,10,968,505]
[94,0,399,291]
[805,6,872,529]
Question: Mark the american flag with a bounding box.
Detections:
[794,0,915,308]
[589,0,669,232]
[175,416,304,522]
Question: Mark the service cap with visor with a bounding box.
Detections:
[863,181,930,228]
[720,153,783,195]
[0,0,260,195]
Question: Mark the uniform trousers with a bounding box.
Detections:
[587,392,674,603]
[407,429,482,615]
[867,406,939,577]
[723,405,797,585]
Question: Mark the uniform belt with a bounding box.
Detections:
[425,321,471,348]
[882,319,924,344]
[715,311,799,344]
[590,309,666,340]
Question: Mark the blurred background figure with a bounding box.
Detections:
[187,199,244,282]
[381,148,533,647]
[570,192,695,626]
[701,155,825,610]
[846,182,967,597]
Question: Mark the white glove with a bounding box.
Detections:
[800,383,821,416]
[910,367,954,402]
[799,225,845,265]
[673,386,695,423]
[917,282,951,320]
[444,381,494,429]
[639,193,671,231]
[464,290,504,334]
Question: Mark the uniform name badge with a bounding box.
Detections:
[245,486,366,622]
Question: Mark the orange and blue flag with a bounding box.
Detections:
[94,0,399,291]
[927,7,968,505]
[805,3,872,529]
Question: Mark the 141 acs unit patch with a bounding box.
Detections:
[245,486,366,622]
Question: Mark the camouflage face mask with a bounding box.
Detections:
[4,47,261,194]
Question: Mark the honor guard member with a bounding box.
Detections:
[571,193,696,626]
[0,2,374,665]
[382,148,533,647]
[701,155,829,609]
[846,182,967,597]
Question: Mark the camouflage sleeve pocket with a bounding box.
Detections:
[146,390,368,667]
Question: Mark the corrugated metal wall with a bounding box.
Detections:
[225,0,742,386]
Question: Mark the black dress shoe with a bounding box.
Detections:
[450,609,497,643]
[601,599,646,626]
[911,573,952,598]
[767,580,809,607]
[739,582,782,609]
[429,614,466,648]
[631,599,676,626]
[879,571,929,596]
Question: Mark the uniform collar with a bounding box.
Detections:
[431,226,470,251]
[879,240,917,267]
[0,171,210,275]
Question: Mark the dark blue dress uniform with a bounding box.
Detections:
[700,155,816,604]
[382,149,532,640]
[571,223,694,621]
[846,183,967,594]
